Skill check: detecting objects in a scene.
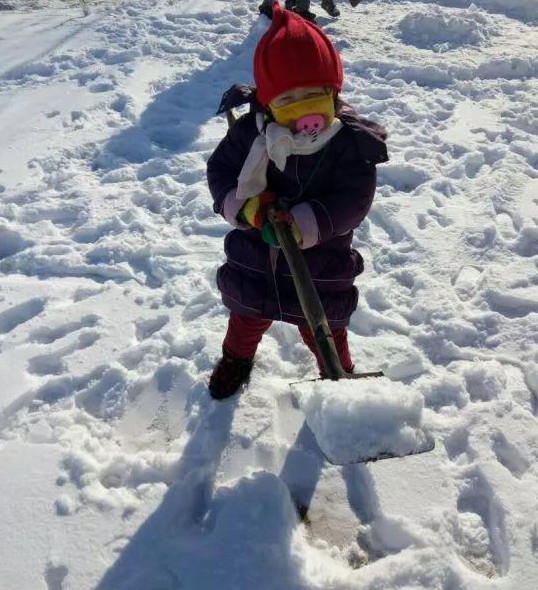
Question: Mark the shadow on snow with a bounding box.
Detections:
[94,17,263,170]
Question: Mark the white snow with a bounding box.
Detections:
[2,0,538,588]
[294,377,427,464]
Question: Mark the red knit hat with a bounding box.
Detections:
[254,1,343,107]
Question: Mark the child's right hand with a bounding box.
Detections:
[236,191,277,230]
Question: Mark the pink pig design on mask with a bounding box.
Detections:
[295,114,326,136]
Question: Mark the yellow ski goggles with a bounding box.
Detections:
[269,94,335,131]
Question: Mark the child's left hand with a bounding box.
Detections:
[237,191,276,229]
[237,193,302,247]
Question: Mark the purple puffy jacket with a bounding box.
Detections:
[207,87,388,327]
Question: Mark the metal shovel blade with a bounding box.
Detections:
[337,432,436,465]
[286,387,436,466]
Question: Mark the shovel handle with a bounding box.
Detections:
[225,112,342,378]
[268,205,345,380]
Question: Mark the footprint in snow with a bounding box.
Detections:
[368,204,410,245]
[426,206,453,228]
[28,314,100,344]
[181,291,219,321]
[416,212,429,230]
[464,360,506,403]
[491,431,529,480]
[75,366,131,421]
[377,163,431,194]
[444,427,471,464]
[0,297,47,336]
[495,212,518,240]
[455,467,509,577]
[119,341,164,371]
[72,286,105,302]
[45,564,68,590]
[134,315,169,341]
[113,361,195,452]
[27,332,100,377]
[484,288,538,319]
[452,265,482,302]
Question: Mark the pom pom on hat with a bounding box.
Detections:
[254,1,343,106]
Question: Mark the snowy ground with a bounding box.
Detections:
[1,0,538,588]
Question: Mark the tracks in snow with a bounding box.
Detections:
[1,0,538,588]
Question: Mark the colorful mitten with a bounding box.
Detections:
[237,191,277,229]
[261,210,302,247]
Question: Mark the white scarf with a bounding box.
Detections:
[236,113,343,201]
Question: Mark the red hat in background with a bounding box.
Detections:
[254,1,343,106]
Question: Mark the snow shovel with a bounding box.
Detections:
[267,204,435,464]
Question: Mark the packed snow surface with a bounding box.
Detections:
[295,377,426,464]
[2,0,538,589]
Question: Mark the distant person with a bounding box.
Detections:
[260,0,340,22]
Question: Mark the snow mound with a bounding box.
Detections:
[465,0,538,22]
[398,7,490,51]
[294,377,427,464]
[404,0,538,24]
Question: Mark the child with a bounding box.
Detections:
[206,1,388,399]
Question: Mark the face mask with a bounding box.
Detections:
[269,94,335,135]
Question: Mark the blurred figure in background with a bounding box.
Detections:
[260,0,342,23]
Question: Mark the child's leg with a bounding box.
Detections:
[295,0,316,19]
[298,324,353,372]
[209,313,273,399]
[223,312,273,359]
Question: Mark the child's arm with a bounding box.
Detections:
[207,114,258,228]
[290,152,376,249]
[289,103,387,250]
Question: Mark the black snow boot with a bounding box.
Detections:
[321,0,340,17]
[294,7,317,22]
[209,349,254,400]
[259,0,273,19]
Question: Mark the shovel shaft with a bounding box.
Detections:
[268,206,345,380]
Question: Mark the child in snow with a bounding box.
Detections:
[206,1,387,399]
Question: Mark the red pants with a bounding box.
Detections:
[223,312,352,372]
